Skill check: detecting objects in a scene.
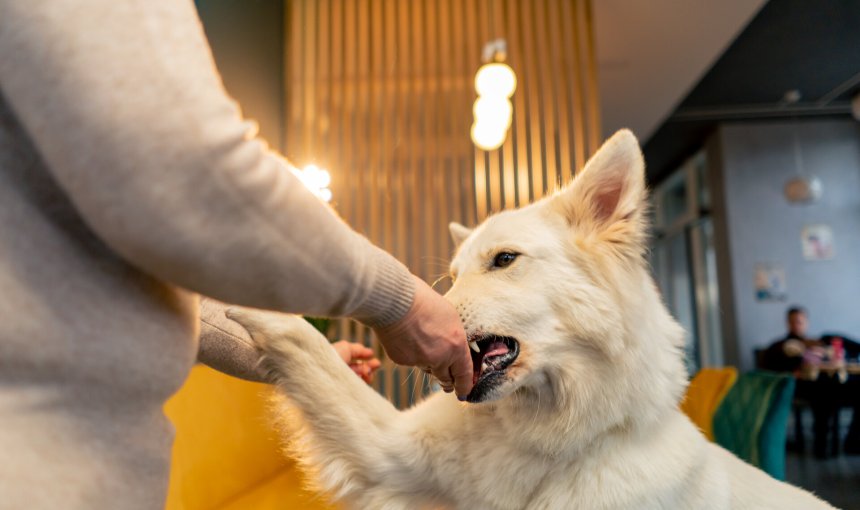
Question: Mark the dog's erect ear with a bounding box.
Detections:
[552,129,647,248]
[449,222,473,247]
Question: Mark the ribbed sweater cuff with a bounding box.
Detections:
[353,250,416,328]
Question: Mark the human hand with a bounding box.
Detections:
[372,276,473,399]
[332,340,382,384]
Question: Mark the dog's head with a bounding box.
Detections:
[446,130,686,444]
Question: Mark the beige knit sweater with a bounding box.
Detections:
[0,0,416,508]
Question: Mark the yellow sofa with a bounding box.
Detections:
[163,364,337,510]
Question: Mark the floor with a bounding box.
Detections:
[786,451,860,509]
[784,408,860,509]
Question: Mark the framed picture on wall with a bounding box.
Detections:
[801,224,835,260]
[754,262,787,301]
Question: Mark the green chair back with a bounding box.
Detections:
[712,370,795,480]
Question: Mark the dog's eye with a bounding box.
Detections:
[492,252,518,269]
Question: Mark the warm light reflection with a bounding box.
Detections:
[291,164,333,202]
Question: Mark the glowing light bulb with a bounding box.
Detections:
[475,63,517,98]
[473,97,513,128]
[319,188,333,203]
[471,60,516,150]
[471,122,507,151]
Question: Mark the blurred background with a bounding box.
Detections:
[165,1,860,508]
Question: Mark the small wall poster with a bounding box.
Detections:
[801,224,835,260]
[755,263,787,301]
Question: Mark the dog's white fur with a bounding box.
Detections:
[227,130,835,509]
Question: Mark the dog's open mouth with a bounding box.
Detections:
[465,335,519,403]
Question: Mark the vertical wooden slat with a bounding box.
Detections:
[562,0,587,173]
[544,0,572,186]
[285,1,302,162]
[532,0,559,193]
[508,0,533,206]
[440,0,460,262]
[519,0,546,200]
[302,1,316,160]
[583,0,602,155]
[317,0,331,169]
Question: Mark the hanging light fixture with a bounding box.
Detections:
[783,114,822,204]
[471,39,516,151]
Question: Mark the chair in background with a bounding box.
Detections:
[680,367,738,441]
[713,371,795,480]
[164,364,337,510]
[753,346,808,452]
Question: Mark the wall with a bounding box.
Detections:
[196,0,285,151]
[717,119,860,370]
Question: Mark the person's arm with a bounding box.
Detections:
[198,298,381,384]
[0,0,472,397]
[0,0,411,325]
[198,298,270,383]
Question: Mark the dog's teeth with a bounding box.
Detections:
[469,341,480,353]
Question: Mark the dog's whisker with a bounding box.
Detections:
[404,366,420,406]
[430,274,452,290]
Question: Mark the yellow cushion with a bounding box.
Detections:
[164,364,336,510]
[680,367,738,441]
[219,470,334,510]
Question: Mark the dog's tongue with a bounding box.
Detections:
[484,341,509,358]
[472,340,511,385]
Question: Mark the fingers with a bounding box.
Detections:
[348,357,382,383]
[450,344,474,399]
[432,364,455,393]
[348,342,376,360]
[333,341,382,383]
[333,340,376,363]
[349,363,371,382]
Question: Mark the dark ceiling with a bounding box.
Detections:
[643,0,860,184]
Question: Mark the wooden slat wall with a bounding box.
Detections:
[283,0,599,408]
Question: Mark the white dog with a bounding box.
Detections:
[227,130,835,509]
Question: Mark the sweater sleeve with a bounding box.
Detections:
[0,0,414,326]
[197,298,269,383]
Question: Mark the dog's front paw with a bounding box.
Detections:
[225,307,328,356]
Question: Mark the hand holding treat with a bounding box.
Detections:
[372,276,473,399]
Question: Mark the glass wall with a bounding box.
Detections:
[651,151,724,373]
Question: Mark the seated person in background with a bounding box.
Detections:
[760,306,821,374]
[760,306,860,456]
[760,306,834,457]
